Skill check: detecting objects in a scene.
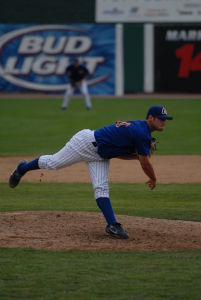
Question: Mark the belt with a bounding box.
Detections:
[92,141,97,147]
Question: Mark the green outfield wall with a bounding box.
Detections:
[0,0,95,23]
[123,24,144,93]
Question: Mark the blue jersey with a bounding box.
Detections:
[94,120,152,159]
[66,64,89,82]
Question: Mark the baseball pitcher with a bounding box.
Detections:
[9,106,173,239]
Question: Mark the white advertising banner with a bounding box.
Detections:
[96,0,201,23]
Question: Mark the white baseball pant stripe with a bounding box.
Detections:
[62,80,92,109]
[38,129,109,199]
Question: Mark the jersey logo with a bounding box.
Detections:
[115,121,131,127]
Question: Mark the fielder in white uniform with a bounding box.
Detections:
[9,106,173,239]
[61,58,92,110]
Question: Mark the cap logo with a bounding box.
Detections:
[162,107,167,115]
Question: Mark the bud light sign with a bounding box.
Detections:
[0,24,115,94]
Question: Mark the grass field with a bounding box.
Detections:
[1,97,201,155]
[1,248,201,300]
[1,182,201,221]
[1,97,201,299]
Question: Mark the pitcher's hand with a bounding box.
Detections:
[146,179,156,190]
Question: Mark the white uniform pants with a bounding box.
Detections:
[62,80,92,109]
[38,130,109,199]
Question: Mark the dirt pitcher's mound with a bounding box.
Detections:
[1,211,201,251]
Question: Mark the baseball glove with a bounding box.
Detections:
[70,79,80,89]
[150,137,158,155]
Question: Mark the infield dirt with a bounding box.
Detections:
[1,155,201,184]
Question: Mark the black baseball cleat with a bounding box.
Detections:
[105,222,129,239]
[9,160,27,188]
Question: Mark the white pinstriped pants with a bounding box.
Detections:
[62,80,92,109]
[38,130,109,199]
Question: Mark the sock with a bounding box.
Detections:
[96,197,117,225]
[18,158,40,175]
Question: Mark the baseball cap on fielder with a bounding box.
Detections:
[146,106,173,120]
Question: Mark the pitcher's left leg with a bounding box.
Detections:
[9,130,89,188]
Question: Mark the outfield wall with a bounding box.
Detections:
[0,23,201,95]
[0,0,95,24]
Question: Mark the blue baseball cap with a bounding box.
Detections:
[146,106,173,120]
